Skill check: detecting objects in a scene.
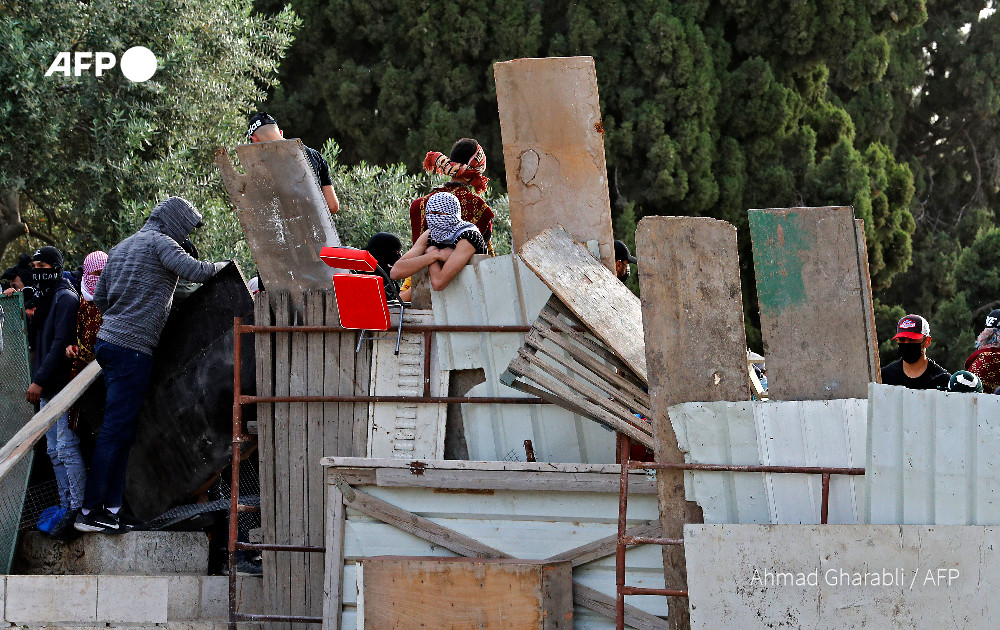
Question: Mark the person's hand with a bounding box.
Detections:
[25,307,34,317]
[66,345,79,358]
[26,383,42,404]
[435,248,453,262]
[2,287,16,297]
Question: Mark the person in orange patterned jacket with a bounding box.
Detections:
[965,309,1000,394]
[410,138,495,255]
[65,251,107,377]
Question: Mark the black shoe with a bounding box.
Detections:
[50,508,82,541]
[74,508,131,534]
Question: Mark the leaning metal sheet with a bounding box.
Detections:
[0,294,34,572]
[215,139,343,312]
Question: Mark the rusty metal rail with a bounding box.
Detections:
[229,317,564,628]
[614,434,865,630]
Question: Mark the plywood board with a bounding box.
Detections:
[519,228,646,381]
[358,557,573,629]
[215,140,342,310]
[749,207,878,400]
[367,309,448,460]
[495,56,615,271]
[635,216,748,630]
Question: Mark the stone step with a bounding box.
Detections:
[14,530,209,575]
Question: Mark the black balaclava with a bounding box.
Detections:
[365,233,403,270]
[899,343,923,364]
[31,246,64,295]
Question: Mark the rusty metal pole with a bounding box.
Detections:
[228,317,243,630]
[821,472,831,525]
[616,433,632,630]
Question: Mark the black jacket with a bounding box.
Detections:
[32,279,80,396]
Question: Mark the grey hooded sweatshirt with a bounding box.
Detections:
[94,197,219,355]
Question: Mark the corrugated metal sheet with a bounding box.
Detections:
[336,472,665,629]
[431,254,616,463]
[866,382,1000,525]
[669,399,867,524]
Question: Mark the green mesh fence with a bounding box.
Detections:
[0,294,34,573]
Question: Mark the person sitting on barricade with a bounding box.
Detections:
[391,192,486,292]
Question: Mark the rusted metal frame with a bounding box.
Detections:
[422,330,433,397]
[240,324,533,333]
[235,541,325,553]
[821,472,831,525]
[231,613,323,623]
[242,394,548,404]
[628,462,865,475]
[616,434,630,630]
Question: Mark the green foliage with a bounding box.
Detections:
[0,0,299,269]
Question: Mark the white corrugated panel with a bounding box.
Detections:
[866,382,1000,525]
[431,254,616,463]
[338,480,665,629]
[669,399,868,524]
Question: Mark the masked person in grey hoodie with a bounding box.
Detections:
[75,197,225,534]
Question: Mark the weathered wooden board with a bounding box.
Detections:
[123,262,255,521]
[520,228,646,381]
[322,459,668,630]
[495,56,615,271]
[257,291,372,629]
[367,310,448,460]
[749,207,879,400]
[635,216,748,630]
[357,556,574,629]
[215,140,342,311]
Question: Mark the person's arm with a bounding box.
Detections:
[322,185,339,215]
[156,237,218,283]
[390,232,447,280]
[429,239,476,291]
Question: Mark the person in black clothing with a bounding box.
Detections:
[363,232,404,301]
[27,246,86,539]
[881,314,951,390]
[247,112,340,216]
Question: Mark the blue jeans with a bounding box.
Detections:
[42,398,86,511]
[82,340,153,511]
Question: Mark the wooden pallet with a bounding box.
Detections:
[502,296,653,449]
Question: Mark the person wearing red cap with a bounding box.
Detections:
[881,314,951,390]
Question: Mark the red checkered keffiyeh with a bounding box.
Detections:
[422,143,489,194]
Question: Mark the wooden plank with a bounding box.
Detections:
[338,331,356,458]
[214,141,342,310]
[352,332,372,457]
[749,207,877,400]
[0,360,101,485]
[323,297,341,460]
[358,557,574,629]
[856,219,882,381]
[572,583,668,630]
[494,57,616,271]
[541,301,642,385]
[373,468,656,495]
[272,291,292,630]
[288,294,310,629]
[254,293,278,620]
[305,291,326,622]
[322,484,345,630]
[636,216,748,630]
[519,228,646,381]
[544,521,660,567]
[323,457,646,476]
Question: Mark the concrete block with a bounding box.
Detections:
[167,575,203,620]
[686,524,1000,629]
[14,530,209,575]
[200,576,228,620]
[96,575,169,622]
[5,575,98,623]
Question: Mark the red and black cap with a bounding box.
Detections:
[893,314,930,341]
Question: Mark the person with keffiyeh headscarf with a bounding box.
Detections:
[966,309,1000,393]
[410,138,495,254]
[66,250,107,377]
[392,192,486,292]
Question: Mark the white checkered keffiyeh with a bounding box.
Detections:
[425,192,478,245]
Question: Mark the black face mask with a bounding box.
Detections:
[30,268,60,292]
[899,343,923,364]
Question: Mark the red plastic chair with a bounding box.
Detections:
[321,246,405,354]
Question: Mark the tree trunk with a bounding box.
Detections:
[0,190,30,262]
